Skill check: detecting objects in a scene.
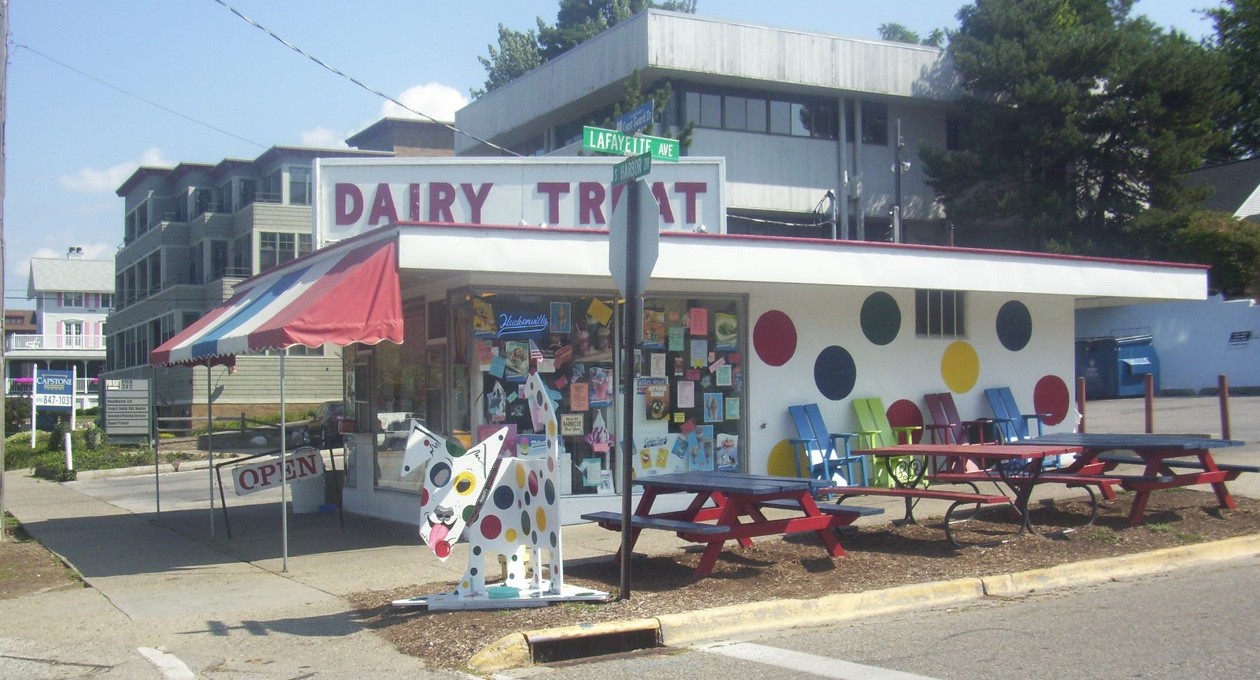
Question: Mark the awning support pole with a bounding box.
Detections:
[207,365,215,539]
[280,353,288,572]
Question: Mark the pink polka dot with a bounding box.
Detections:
[753,310,797,367]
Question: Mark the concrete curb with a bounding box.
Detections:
[468,533,1260,673]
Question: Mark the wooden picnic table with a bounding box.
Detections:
[1017,433,1251,526]
[582,470,881,579]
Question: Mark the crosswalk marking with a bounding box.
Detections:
[694,641,941,680]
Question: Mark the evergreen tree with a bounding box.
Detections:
[1208,0,1260,159]
[922,0,1232,252]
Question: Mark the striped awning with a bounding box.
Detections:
[150,232,403,367]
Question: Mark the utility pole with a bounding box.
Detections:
[1,0,10,541]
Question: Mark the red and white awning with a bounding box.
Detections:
[150,231,403,367]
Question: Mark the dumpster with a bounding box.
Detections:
[1075,335,1159,399]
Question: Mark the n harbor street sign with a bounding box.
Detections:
[582,126,679,162]
[613,153,652,185]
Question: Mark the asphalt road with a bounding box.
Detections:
[501,555,1260,679]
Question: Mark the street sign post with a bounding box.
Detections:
[612,152,652,186]
[582,126,680,162]
[616,101,654,134]
[608,179,660,299]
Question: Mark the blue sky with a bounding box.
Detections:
[3,0,1217,306]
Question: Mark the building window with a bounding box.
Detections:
[259,232,309,271]
[862,102,889,145]
[63,320,84,348]
[62,292,85,308]
[289,166,311,206]
[915,289,966,338]
[99,293,113,309]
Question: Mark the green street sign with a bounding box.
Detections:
[582,126,680,162]
[612,152,652,185]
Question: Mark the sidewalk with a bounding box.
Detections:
[1,395,1257,677]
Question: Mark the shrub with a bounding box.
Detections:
[4,397,31,436]
[32,455,76,482]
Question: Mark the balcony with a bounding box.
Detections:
[6,334,106,352]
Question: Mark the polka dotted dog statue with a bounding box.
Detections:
[393,371,609,610]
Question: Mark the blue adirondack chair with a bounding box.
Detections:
[984,386,1056,468]
[788,404,866,485]
[983,387,1047,442]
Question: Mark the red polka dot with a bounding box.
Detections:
[528,470,540,496]
[479,514,502,540]
[886,399,925,443]
[753,310,797,367]
[434,541,451,559]
[1034,375,1071,426]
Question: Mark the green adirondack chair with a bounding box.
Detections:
[852,397,921,488]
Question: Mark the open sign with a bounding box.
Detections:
[232,447,325,496]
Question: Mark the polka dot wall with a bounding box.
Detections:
[753,293,1073,472]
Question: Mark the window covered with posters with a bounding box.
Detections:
[461,289,746,497]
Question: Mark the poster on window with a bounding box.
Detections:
[715,433,739,470]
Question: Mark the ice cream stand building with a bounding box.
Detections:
[152,155,1209,526]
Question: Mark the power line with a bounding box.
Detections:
[10,42,267,150]
[209,0,520,157]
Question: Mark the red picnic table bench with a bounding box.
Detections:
[582,470,883,579]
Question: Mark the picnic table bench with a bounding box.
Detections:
[818,485,1011,547]
[581,471,877,579]
[1019,433,1250,526]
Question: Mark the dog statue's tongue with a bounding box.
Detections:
[427,523,453,560]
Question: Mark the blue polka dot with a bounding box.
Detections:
[814,345,857,401]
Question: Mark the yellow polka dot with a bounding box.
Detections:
[767,439,804,477]
[515,465,526,487]
[535,507,547,532]
[506,528,517,542]
[941,341,980,393]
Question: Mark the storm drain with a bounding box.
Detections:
[529,623,661,663]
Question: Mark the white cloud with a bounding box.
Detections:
[58,148,172,193]
[300,126,348,149]
[379,83,468,123]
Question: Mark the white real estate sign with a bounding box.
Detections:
[313,157,725,245]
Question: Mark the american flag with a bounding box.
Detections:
[528,339,544,361]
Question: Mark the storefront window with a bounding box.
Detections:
[364,288,746,497]
[633,296,745,476]
[372,300,435,493]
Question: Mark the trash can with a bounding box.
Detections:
[290,474,324,513]
[1075,335,1159,399]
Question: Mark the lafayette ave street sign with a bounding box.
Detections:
[582,126,679,162]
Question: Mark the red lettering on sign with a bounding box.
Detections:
[462,183,492,224]
[537,182,570,225]
[296,454,318,477]
[409,183,421,221]
[259,463,277,488]
[238,468,259,491]
[335,184,363,225]
[368,183,399,225]
[675,182,707,224]
[650,182,675,224]
[578,182,606,224]
[429,183,456,222]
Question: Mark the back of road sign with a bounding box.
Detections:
[609,179,660,298]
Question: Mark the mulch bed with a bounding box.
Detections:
[347,488,1260,672]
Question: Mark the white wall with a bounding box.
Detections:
[744,284,1077,473]
[1076,296,1260,393]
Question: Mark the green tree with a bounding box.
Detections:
[475,0,697,97]
[923,0,1233,251]
[1208,0,1260,159]
[877,22,946,47]
[1127,209,1260,298]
